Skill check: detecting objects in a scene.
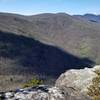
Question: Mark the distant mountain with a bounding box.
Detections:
[0,12,100,91]
[74,13,100,23]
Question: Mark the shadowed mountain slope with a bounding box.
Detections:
[0,31,94,77]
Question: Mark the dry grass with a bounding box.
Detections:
[87,69,100,100]
[0,75,33,92]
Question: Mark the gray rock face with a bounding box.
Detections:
[0,85,90,100]
[56,65,100,93]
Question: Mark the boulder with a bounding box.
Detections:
[55,65,100,93]
[0,85,90,100]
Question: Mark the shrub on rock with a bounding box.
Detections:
[23,76,43,88]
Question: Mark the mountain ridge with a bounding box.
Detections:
[74,13,100,23]
[0,12,100,91]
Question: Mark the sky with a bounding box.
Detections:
[0,0,99,15]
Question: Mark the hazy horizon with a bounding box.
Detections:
[0,11,100,16]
